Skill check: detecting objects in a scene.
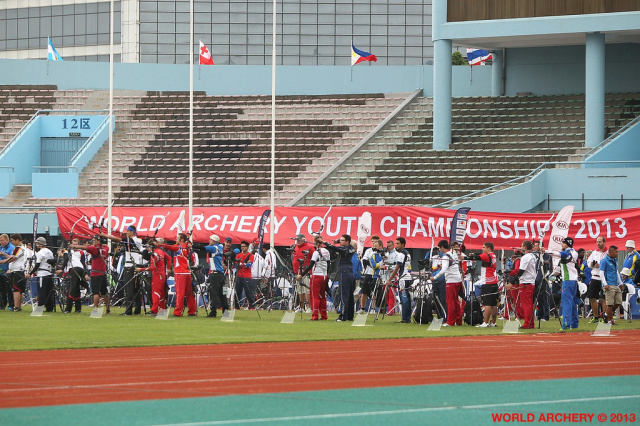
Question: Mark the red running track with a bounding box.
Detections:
[1,330,639,409]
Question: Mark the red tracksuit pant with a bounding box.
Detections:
[173,273,196,316]
[151,273,167,314]
[446,281,464,326]
[386,286,396,315]
[517,283,535,328]
[310,275,328,320]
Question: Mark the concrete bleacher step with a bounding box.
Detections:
[293,93,639,206]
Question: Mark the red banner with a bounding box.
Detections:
[56,206,640,250]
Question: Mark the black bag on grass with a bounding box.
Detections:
[464,294,483,326]
[413,295,434,324]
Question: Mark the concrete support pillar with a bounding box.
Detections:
[432,0,451,151]
[491,50,503,97]
[585,32,605,148]
[433,39,452,151]
[121,0,140,63]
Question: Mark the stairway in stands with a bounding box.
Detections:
[110,92,404,206]
[297,93,640,206]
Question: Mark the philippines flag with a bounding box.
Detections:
[466,48,492,66]
[199,40,214,65]
[47,37,63,61]
[351,42,377,66]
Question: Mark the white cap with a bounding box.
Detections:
[625,240,635,248]
[210,234,220,243]
[621,267,631,276]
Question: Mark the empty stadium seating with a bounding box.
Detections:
[0,87,639,209]
[297,93,640,207]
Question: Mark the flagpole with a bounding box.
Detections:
[107,0,114,242]
[270,0,276,247]
[189,0,194,232]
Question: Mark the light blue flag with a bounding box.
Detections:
[47,37,63,61]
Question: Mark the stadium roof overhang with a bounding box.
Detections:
[437,11,640,50]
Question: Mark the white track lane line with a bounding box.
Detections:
[154,395,640,425]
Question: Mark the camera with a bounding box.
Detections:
[302,250,309,254]
[223,250,235,258]
[417,258,430,271]
[372,248,385,254]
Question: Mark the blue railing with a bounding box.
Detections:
[69,115,112,168]
[32,166,78,174]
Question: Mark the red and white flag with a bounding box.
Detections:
[199,41,214,65]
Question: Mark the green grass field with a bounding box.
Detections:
[2,304,639,351]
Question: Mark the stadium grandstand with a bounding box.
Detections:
[0,1,638,241]
[1,2,640,424]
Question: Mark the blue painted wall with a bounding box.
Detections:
[4,43,638,98]
[586,119,640,165]
[0,213,59,236]
[0,58,493,97]
[0,167,15,198]
[0,115,107,184]
[463,166,640,213]
[0,117,41,184]
[32,172,78,198]
[505,43,640,96]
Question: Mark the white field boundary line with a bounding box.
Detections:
[154,395,640,425]
[2,363,639,394]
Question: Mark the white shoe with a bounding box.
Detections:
[489,323,497,327]
[442,323,450,327]
[356,309,365,314]
[476,322,489,328]
[294,307,301,313]
[304,308,312,314]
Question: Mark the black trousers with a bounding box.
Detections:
[235,276,256,308]
[338,265,354,321]
[0,274,11,309]
[37,275,54,312]
[432,277,447,319]
[123,267,142,314]
[66,267,85,312]
[535,280,550,320]
[208,272,228,315]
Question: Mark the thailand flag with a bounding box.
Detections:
[199,40,214,65]
[466,48,492,66]
[351,42,377,66]
[47,37,63,61]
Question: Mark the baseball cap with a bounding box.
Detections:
[225,237,232,242]
[296,234,305,240]
[625,240,635,248]
[210,234,220,243]
[562,237,574,247]
[35,237,47,246]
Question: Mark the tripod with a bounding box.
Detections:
[121,267,149,315]
[411,266,432,324]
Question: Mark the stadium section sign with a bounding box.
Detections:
[56,206,639,250]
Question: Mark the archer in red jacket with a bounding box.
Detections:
[160,233,197,317]
[138,238,172,315]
